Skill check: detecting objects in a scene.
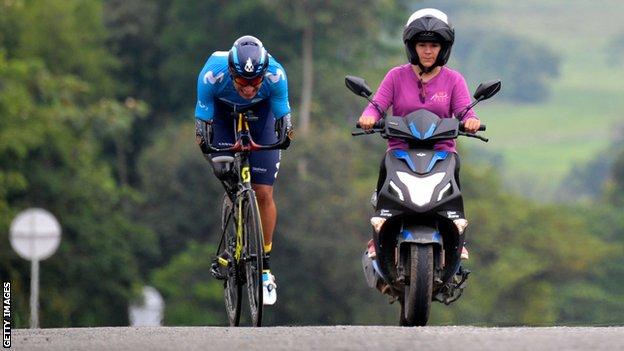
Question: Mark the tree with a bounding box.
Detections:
[134,122,223,266]
[151,242,225,325]
[438,164,617,325]
[607,31,624,66]
[0,0,157,327]
[453,29,561,103]
[260,0,405,135]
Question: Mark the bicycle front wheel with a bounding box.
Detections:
[242,190,264,326]
[221,194,242,326]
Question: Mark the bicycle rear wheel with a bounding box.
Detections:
[242,190,264,326]
[221,194,242,326]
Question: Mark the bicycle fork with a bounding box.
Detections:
[235,196,243,262]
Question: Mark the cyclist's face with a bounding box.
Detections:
[415,42,441,68]
[233,75,263,99]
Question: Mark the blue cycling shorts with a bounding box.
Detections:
[211,100,281,186]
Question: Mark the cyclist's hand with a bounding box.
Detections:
[358,115,377,130]
[195,119,213,156]
[463,117,481,134]
[284,115,293,135]
[276,115,293,137]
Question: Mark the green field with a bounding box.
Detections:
[446,0,624,200]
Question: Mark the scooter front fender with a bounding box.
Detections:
[398,225,443,249]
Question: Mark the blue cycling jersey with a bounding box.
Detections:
[195,51,291,121]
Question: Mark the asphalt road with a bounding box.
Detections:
[11,326,624,351]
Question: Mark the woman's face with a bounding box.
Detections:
[415,42,441,68]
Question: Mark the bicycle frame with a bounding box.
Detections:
[217,111,256,265]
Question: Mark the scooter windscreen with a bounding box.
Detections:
[384,110,459,142]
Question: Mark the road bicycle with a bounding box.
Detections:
[207,109,291,327]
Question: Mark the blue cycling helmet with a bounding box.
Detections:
[227,35,269,79]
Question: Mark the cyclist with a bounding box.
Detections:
[358,9,479,261]
[195,35,293,305]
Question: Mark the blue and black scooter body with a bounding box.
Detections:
[364,110,466,291]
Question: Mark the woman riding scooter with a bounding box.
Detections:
[358,8,479,261]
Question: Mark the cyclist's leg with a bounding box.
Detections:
[209,101,237,192]
[247,101,280,305]
[248,101,280,255]
[208,102,238,279]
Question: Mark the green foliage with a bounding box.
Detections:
[607,31,624,66]
[449,165,617,325]
[103,0,162,99]
[557,205,624,325]
[0,54,151,325]
[148,0,281,115]
[151,241,224,325]
[134,122,223,266]
[259,0,406,124]
[453,29,560,103]
[0,0,156,327]
[605,147,624,207]
[1,0,117,96]
[268,124,397,325]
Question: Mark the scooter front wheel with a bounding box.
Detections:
[403,244,433,326]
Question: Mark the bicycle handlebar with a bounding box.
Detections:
[206,114,293,153]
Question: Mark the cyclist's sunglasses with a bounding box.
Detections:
[233,75,264,87]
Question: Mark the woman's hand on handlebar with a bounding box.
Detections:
[358,115,377,130]
[463,117,481,133]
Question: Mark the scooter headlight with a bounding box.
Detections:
[396,172,446,206]
[388,181,404,201]
[437,182,452,201]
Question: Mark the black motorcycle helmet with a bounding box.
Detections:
[227,35,269,80]
[403,9,455,73]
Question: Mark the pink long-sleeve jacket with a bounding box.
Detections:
[362,64,477,153]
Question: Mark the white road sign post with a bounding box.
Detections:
[129,286,164,326]
[9,208,62,329]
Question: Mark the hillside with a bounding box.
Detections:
[421,0,624,200]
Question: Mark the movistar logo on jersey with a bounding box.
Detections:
[266,69,285,83]
[244,58,254,73]
[203,71,224,85]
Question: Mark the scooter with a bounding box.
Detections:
[346,75,501,326]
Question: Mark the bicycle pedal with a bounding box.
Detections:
[210,261,227,280]
[218,256,229,267]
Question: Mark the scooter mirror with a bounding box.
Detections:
[473,80,502,101]
[345,75,373,98]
